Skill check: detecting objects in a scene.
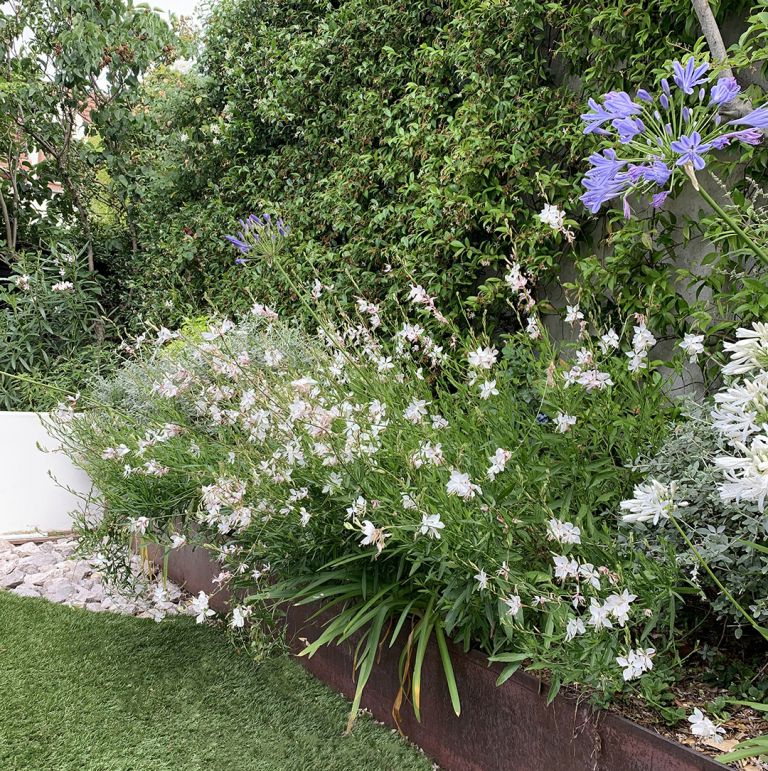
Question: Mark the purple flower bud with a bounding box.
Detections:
[623,197,632,219]
[661,78,671,96]
[654,110,662,121]
[698,87,705,102]
[660,93,670,110]
[682,106,691,122]
[637,89,653,103]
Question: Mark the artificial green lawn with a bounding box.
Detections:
[0,592,431,771]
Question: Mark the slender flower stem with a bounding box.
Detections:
[669,515,768,642]
[697,186,768,268]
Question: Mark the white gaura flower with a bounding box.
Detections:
[616,647,655,681]
[565,617,586,641]
[412,441,444,468]
[526,316,541,340]
[190,591,215,624]
[419,512,445,539]
[626,349,648,373]
[723,323,768,375]
[170,533,187,549]
[201,318,235,340]
[431,414,449,430]
[538,203,566,230]
[446,469,482,499]
[552,555,579,581]
[578,563,601,590]
[129,516,149,534]
[547,518,581,544]
[345,496,367,519]
[403,398,430,424]
[263,348,285,368]
[101,444,130,460]
[679,333,705,363]
[51,280,74,292]
[467,346,498,370]
[251,302,279,320]
[230,605,252,629]
[564,305,584,325]
[554,412,577,433]
[598,329,620,353]
[322,472,343,493]
[156,327,178,345]
[299,507,312,527]
[503,594,522,617]
[478,379,499,400]
[505,263,527,292]
[359,520,390,554]
[631,321,657,352]
[588,598,613,629]
[401,492,418,510]
[486,448,512,481]
[474,569,489,590]
[716,434,768,511]
[604,589,637,626]
[620,479,685,525]
[688,708,726,744]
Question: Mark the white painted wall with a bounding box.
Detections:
[0,412,91,535]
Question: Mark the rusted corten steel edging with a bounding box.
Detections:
[151,543,729,771]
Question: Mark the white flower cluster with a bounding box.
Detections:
[712,323,768,511]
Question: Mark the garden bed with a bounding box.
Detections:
[152,542,731,771]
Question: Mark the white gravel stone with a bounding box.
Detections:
[12,585,41,598]
[0,538,188,620]
[0,570,25,589]
[13,542,40,555]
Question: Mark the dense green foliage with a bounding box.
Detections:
[112,0,760,338]
[0,592,429,770]
[0,247,115,410]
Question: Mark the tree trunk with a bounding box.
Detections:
[691,0,752,119]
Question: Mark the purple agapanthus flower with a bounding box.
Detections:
[581,92,642,135]
[672,58,709,95]
[710,77,740,106]
[603,91,642,118]
[580,58,765,216]
[614,116,645,143]
[729,106,768,129]
[670,132,712,170]
[225,212,290,261]
[627,160,672,186]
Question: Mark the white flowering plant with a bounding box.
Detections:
[0,244,111,409]
[48,264,700,726]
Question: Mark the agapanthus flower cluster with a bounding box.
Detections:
[620,479,685,525]
[225,212,290,263]
[581,57,767,215]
